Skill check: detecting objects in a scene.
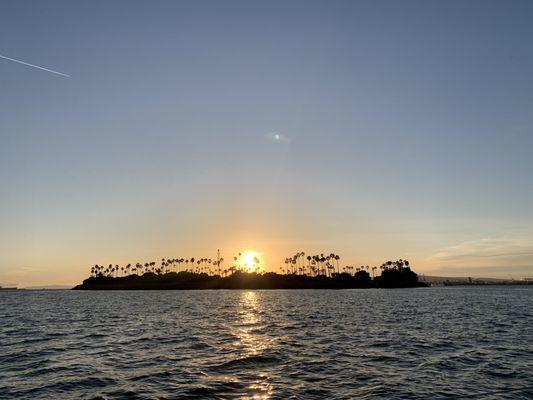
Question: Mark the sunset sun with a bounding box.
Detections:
[239,250,261,272]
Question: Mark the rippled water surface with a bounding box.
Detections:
[1,287,532,399]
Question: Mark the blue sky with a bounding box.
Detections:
[1,0,532,285]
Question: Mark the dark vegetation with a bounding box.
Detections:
[74,256,427,290]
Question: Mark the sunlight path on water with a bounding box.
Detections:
[233,291,274,398]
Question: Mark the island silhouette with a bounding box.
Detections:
[73,254,427,290]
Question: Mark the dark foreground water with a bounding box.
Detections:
[1,287,532,399]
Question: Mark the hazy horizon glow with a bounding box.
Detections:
[1,0,533,286]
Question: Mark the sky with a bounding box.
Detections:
[1,0,532,286]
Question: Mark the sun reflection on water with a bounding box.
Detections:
[233,291,274,398]
[236,291,266,356]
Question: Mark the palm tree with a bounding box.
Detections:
[334,254,340,275]
[253,257,260,272]
[320,256,326,275]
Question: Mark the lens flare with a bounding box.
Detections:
[265,131,290,144]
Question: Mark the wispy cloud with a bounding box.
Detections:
[425,234,533,277]
[429,237,533,262]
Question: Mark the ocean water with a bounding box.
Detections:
[1,287,532,399]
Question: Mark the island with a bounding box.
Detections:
[73,257,427,290]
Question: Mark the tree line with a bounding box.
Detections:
[89,252,411,281]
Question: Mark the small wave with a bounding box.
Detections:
[178,385,218,399]
[14,376,116,397]
[486,369,518,378]
[189,341,212,350]
[209,354,281,372]
[83,333,108,339]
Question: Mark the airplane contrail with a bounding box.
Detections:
[0,53,71,78]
